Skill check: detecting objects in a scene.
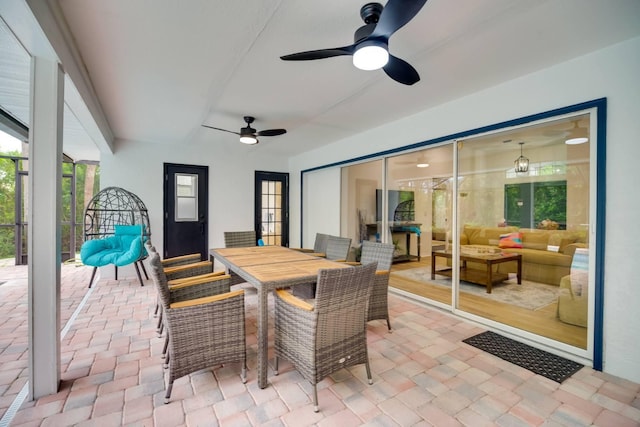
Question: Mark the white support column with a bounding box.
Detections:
[28,56,64,399]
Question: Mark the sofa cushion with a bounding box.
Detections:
[498,232,523,248]
[509,248,573,267]
[464,226,517,245]
[547,231,576,247]
[520,230,550,250]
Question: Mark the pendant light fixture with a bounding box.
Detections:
[514,142,529,173]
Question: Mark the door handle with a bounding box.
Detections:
[199,215,205,235]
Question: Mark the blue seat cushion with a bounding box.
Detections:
[81,224,144,267]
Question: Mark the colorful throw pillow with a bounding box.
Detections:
[498,232,523,249]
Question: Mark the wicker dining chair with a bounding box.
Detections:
[147,247,246,404]
[160,252,202,268]
[146,243,230,350]
[291,232,330,255]
[273,262,376,412]
[294,235,352,299]
[324,235,352,261]
[224,230,257,285]
[224,230,257,248]
[359,241,395,331]
[149,250,215,332]
[156,267,223,336]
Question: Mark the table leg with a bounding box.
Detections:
[517,257,522,285]
[431,252,436,280]
[405,233,410,258]
[257,286,269,389]
[486,260,493,293]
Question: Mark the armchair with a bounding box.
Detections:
[322,235,352,261]
[160,252,202,268]
[359,241,395,331]
[557,248,589,327]
[273,263,376,412]
[224,230,257,248]
[294,235,352,299]
[224,230,257,285]
[146,243,221,336]
[147,247,245,403]
[291,232,330,255]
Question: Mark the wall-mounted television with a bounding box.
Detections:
[376,190,415,222]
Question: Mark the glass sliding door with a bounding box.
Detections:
[340,159,383,258]
[385,145,454,305]
[329,104,600,361]
[456,114,591,349]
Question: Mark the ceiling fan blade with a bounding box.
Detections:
[383,55,420,85]
[281,45,356,61]
[370,0,428,39]
[256,129,287,137]
[201,124,240,135]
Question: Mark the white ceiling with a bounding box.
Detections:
[2,0,640,160]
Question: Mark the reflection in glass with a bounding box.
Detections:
[339,112,592,351]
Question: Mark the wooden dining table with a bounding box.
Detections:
[209,245,351,389]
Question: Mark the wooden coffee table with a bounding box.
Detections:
[431,250,522,293]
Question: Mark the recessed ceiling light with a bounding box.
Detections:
[416,163,429,168]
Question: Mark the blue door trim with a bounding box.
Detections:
[301,98,606,369]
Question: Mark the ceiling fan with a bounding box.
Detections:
[202,116,287,145]
[280,0,428,85]
[396,152,430,167]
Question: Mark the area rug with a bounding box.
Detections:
[463,331,583,383]
[391,268,558,310]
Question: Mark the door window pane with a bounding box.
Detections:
[260,179,283,244]
[175,173,198,221]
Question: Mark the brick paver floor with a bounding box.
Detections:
[1,262,639,426]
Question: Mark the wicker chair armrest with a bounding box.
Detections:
[168,271,226,287]
[170,289,244,309]
[375,270,390,276]
[170,274,231,289]
[164,261,213,280]
[161,253,201,267]
[169,276,231,302]
[275,289,314,311]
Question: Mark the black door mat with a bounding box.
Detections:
[463,331,583,383]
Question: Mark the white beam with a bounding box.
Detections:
[28,56,63,399]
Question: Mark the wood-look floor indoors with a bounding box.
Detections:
[389,257,588,349]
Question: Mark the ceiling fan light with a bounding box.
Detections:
[565,136,588,145]
[565,122,589,145]
[353,43,389,70]
[239,135,258,145]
